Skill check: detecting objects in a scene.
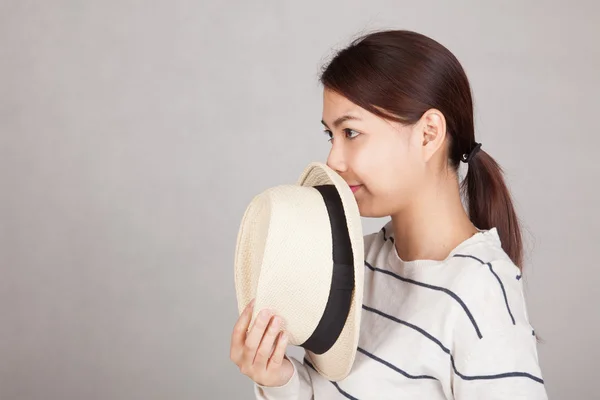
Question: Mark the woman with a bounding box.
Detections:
[230,29,548,399]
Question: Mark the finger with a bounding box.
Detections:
[254,315,282,370]
[230,299,255,363]
[266,331,289,371]
[242,308,273,366]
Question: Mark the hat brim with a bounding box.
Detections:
[296,162,364,381]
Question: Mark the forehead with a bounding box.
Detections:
[321,89,367,123]
[321,89,411,136]
[322,88,413,129]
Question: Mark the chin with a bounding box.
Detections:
[356,203,390,218]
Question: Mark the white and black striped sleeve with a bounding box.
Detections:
[254,356,314,400]
[450,258,548,399]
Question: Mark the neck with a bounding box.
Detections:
[390,171,478,262]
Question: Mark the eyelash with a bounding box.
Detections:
[323,128,361,142]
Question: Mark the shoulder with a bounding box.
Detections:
[445,228,522,294]
[444,235,534,339]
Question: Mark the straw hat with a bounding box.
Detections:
[234,161,364,381]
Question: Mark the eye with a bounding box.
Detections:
[322,129,361,142]
[344,128,361,139]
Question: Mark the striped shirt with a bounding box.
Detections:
[255,220,548,399]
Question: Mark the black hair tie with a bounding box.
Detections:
[461,142,482,163]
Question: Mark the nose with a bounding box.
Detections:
[326,141,348,174]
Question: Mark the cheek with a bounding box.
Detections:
[376,156,419,194]
[358,139,424,210]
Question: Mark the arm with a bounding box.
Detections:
[452,326,548,399]
[254,356,314,400]
[452,260,548,399]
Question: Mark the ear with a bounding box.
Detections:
[418,109,447,163]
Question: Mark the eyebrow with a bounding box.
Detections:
[321,115,361,129]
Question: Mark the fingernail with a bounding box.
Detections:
[272,317,280,328]
[260,309,272,320]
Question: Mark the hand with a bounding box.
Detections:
[230,299,294,387]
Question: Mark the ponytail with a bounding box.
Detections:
[461,150,523,269]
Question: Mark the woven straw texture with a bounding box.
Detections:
[234,162,364,381]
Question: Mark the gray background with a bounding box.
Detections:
[1,1,598,399]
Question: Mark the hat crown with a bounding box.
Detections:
[234,162,365,381]
[237,184,337,345]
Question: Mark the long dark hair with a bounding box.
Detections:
[319,30,524,269]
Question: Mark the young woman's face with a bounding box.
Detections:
[321,88,428,217]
